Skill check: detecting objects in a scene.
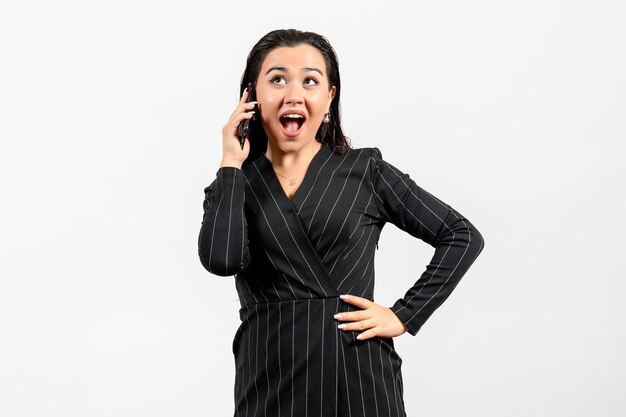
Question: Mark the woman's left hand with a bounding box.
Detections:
[334,294,409,340]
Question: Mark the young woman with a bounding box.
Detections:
[198,28,484,417]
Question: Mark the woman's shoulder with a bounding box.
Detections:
[334,144,382,160]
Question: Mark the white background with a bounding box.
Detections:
[1,1,624,416]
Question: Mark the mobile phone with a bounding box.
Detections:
[238,83,257,150]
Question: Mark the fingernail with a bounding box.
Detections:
[356,334,363,340]
[337,324,346,329]
[340,294,349,300]
[334,314,342,319]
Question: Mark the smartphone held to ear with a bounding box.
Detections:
[238,83,257,150]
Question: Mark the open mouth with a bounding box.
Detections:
[279,113,306,135]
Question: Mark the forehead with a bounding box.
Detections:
[260,44,327,73]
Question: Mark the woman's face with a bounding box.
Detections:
[255,44,336,150]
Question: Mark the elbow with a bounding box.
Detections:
[472,227,485,258]
[441,217,485,258]
[198,252,250,277]
[198,229,249,277]
[464,219,485,260]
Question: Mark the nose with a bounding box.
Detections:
[285,95,304,105]
[284,84,304,105]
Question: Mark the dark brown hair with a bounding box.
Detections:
[239,29,351,165]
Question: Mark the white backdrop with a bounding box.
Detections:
[1,1,624,416]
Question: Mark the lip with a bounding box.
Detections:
[279,109,307,119]
[278,110,307,138]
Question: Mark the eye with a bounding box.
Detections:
[304,77,319,86]
[270,75,286,85]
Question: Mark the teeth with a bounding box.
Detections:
[283,114,304,119]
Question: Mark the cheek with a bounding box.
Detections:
[307,93,330,111]
[256,89,279,107]
[256,95,278,123]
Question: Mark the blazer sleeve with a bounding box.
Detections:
[368,147,485,336]
[198,166,251,276]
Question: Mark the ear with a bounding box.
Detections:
[328,86,337,103]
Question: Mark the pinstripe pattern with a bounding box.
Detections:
[198,142,484,416]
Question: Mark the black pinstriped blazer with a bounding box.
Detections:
[198,142,484,417]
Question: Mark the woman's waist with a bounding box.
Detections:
[238,296,342,315]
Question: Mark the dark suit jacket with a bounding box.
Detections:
[198,142,484,417]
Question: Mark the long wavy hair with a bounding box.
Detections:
[239,29,351,166]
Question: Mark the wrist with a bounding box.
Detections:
[220,158,243,169]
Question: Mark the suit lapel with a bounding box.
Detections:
[247,143,338,297]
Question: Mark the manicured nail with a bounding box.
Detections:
[356,334,363,340]
[337,324,346,329]
[340,294,349,300]
[334,314,342,319]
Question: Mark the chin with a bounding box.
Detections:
[271,135,316,151]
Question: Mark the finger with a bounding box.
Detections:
[243,101,257,110]
[227,101,257,124]
[339,294,373,309]
[236,100,257,112]
[226,88,251,120]
[334,310,369,322]
[238,87,250,104]
[223,111,256,138]
[226,109,256,128]
[356,328,378,341]
[337,318,375,332]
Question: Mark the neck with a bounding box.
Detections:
[265,141,322,168]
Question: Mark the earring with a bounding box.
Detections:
[323,112,330,124]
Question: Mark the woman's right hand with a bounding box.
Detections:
[220,87,257,169]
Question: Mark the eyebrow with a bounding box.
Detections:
[264,66,324,76]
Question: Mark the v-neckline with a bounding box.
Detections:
[249,142,339,296]
[260,141,332,211]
